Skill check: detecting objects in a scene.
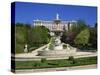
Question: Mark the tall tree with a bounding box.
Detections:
[61,20,88,45]
[89,23,97,49]
[74,28,90,47]
[15,23,31,53]
[27,26,50,48]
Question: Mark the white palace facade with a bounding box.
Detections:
[33,14,77,31]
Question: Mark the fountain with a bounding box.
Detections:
[37,14,77,56]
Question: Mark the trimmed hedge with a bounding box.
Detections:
[15,56,97,69]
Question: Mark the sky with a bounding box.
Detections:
[14,2,97,26]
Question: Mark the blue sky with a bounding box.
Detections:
[14,2,97,26]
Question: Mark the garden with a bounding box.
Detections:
[15,20,97,53]
[15,56,97,69]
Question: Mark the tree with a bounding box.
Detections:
[61,20,88,45]
[74,28,90,47]
[27,26,50,48]
[89,23,97,49]
[15,23,31,53]
[61,31,68,43]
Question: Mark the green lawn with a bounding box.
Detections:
[15,56,97,70]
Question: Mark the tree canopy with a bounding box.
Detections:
[15,23,50,53]
[15,23,31,53]
[27,26,50,47]
[61,20,88,45]
[74,28,90,47]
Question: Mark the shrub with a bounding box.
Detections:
[63,44,67,49]
[33,63,39,67]
[33,62,42,68]
[68,56,77,64]
[41,58,46,63]
[71,59,77,64]
[68,56,74,61]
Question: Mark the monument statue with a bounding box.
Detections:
[56,13,59,20]
[24,44,28,53]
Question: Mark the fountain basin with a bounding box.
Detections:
[38,49,76,56]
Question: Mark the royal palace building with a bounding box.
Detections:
[33,14,77,31]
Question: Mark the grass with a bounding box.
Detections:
[15,56,97,70]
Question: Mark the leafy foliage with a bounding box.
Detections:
[89,25,97,48]
[15,23,50,53]
[41,58,47,63]
[15,23,31,53]
[27,26,50,48]
[74,28,90,47]
[68,56,74,61]
[71,20,87,33]
[61,20,88,45]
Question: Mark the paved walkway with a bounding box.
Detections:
[15,64,97,73]
[12,51,97,61]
